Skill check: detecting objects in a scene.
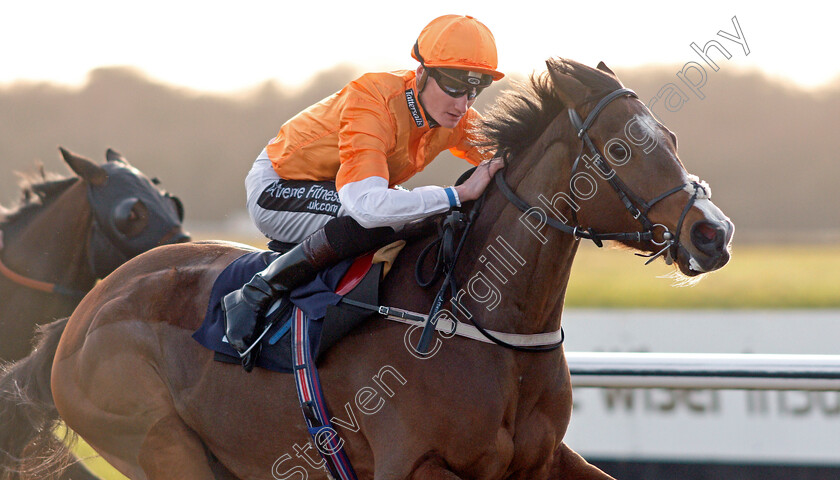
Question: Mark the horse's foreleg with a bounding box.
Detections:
[137,413,220,479]
[549,443,615,479]
[406,453,464,480]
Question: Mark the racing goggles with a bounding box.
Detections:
[428,68,493,100]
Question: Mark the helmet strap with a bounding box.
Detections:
[413,41,439,127]
[416,66,429,92]
[414,41,429,92]
[413,41,425,65]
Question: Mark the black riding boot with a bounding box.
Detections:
[222,228,341,353]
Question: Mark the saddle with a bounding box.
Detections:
[194,168,478,371]
[192,241,404,373]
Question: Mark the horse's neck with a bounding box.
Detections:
[457,136,580,335]
[2,180,95,288]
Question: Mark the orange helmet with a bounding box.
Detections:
[411,15,504,81]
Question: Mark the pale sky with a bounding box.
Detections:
[1,1,837,93]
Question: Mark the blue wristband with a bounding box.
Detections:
[445,187,458,207]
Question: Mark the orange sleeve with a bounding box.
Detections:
[448,108,492,166]
[335,84,396,191]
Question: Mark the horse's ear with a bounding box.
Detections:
[546,58,589,109]
[106,148,129,165]
[60,147,107,186]
[596,61,616,76]
[596,61,625,87]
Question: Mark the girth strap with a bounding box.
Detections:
[340,298,565,349]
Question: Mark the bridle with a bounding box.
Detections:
[413,86,712,354]
[495,87,711,265]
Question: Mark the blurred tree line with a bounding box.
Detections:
[1,63,837,242]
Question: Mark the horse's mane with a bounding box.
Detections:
[479,58,622,160]
[0,167,78,227]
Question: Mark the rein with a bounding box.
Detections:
[413,177,565,354]
[496,87,709,264]
[414,200,482,353]
[0,230,87,300]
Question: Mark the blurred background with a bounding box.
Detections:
[1,1,838,478]
[1,1,837,246]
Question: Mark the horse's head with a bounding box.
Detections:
[540,58,733,278]
[60,147,190,278]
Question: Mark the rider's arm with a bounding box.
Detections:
[335,87,460,229]
[338,176,458,229]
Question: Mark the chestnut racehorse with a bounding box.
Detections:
[2,59,733,479]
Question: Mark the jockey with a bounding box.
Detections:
[223,14,506,353]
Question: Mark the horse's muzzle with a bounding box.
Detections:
[171,232,192,244]
[682,218,734,275]
[158,227,192,246]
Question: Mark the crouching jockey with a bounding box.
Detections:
[223,14,506,354]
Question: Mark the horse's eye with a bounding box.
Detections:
[114,198,149,236]
[608,143,627,159]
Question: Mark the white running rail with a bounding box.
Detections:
[566,352,840,391]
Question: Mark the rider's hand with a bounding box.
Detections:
[454,157,505,203]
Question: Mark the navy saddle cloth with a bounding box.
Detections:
[192,250,380,373]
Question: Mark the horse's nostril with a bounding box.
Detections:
[696,223,717,242]
[161,232,191,245]
[691,221,724,255]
